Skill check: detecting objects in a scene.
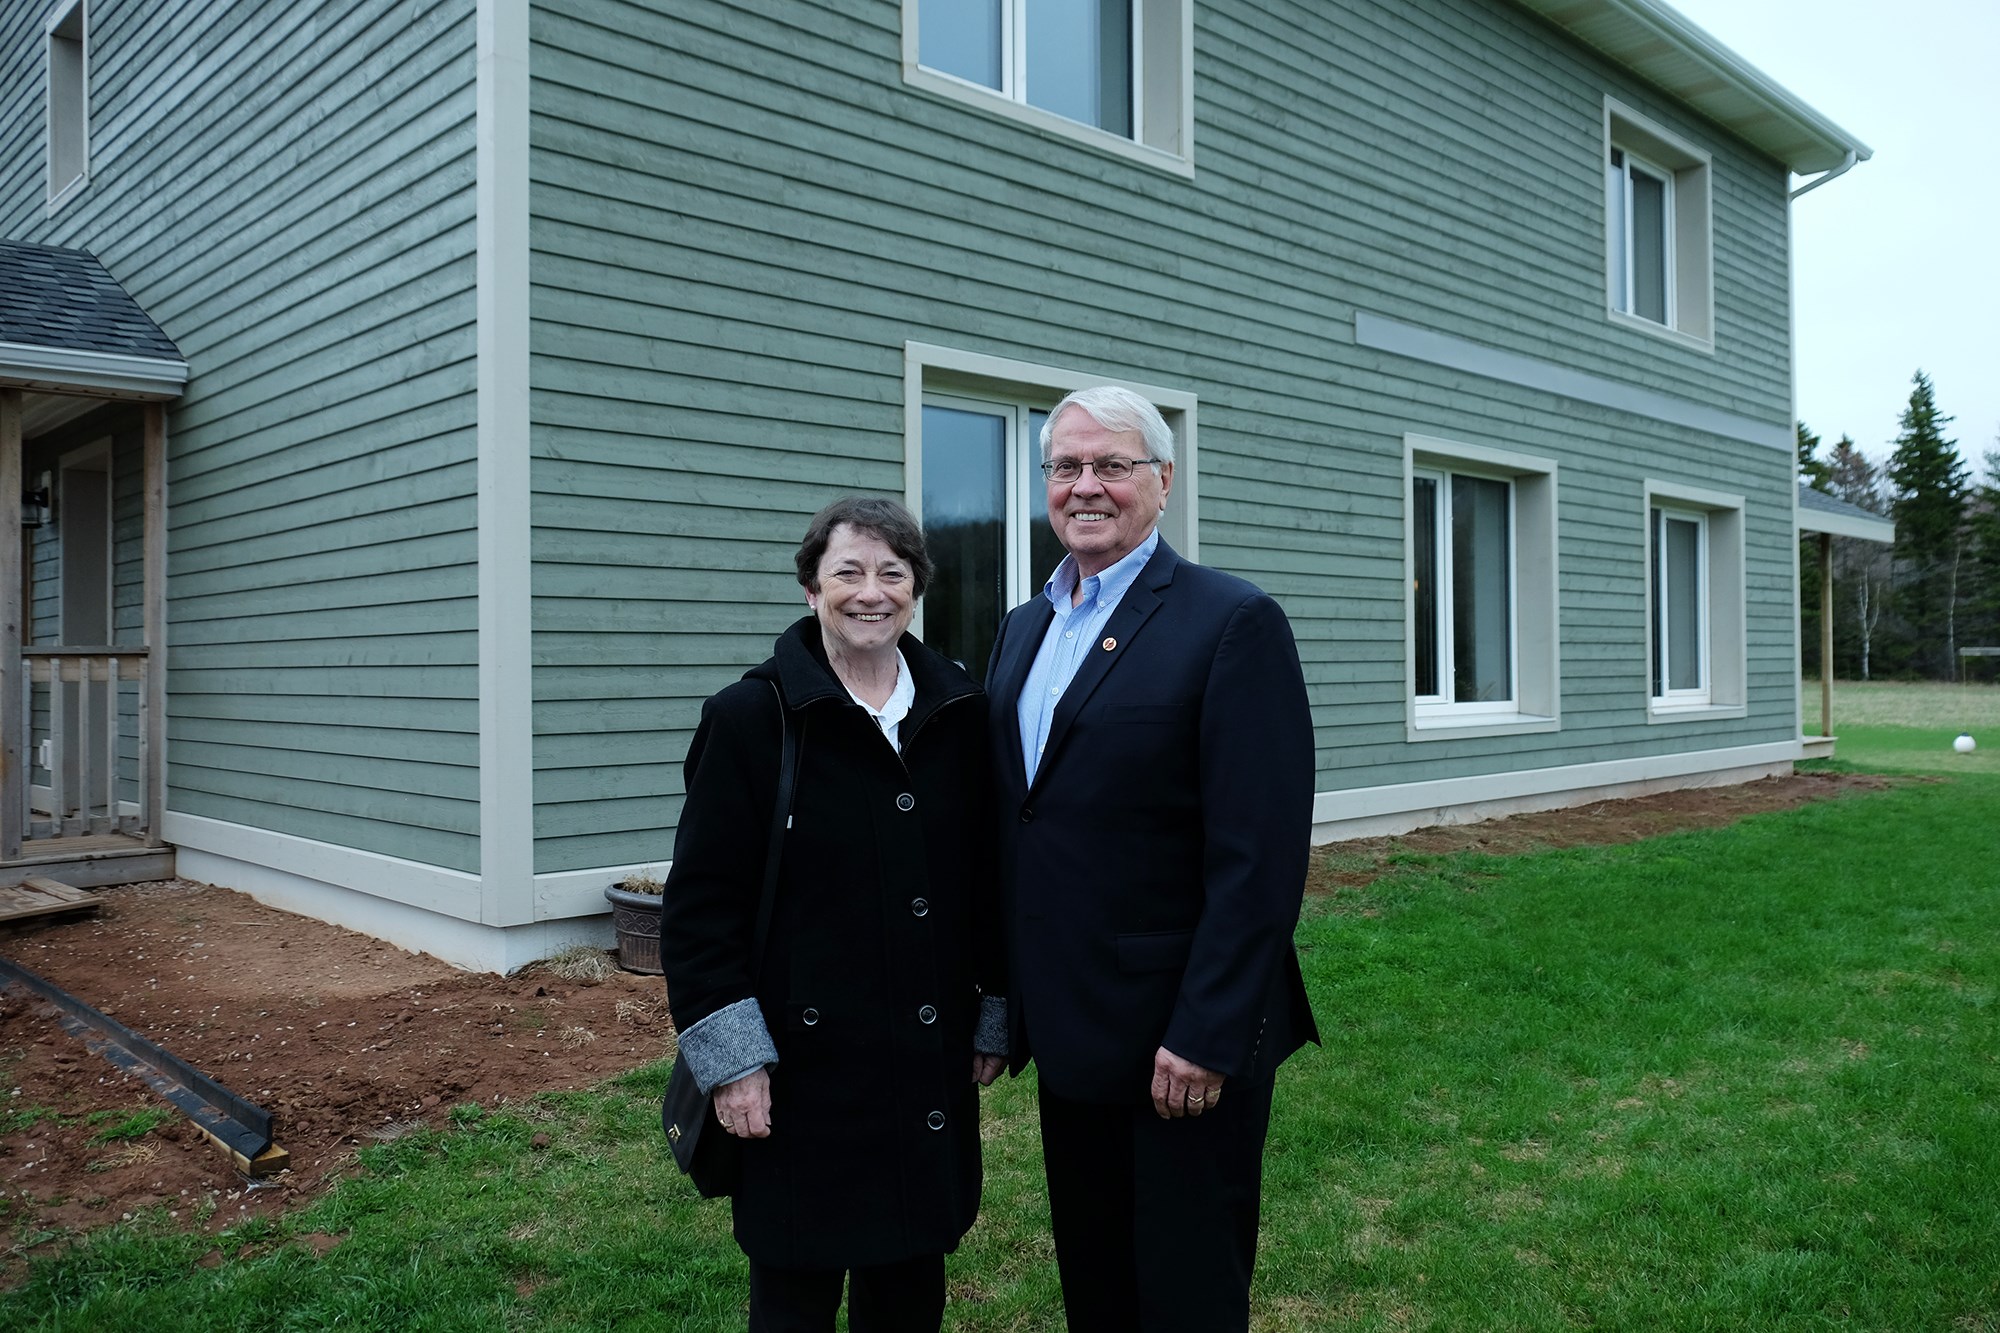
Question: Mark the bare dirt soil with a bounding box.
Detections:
[0,769,1891,1266]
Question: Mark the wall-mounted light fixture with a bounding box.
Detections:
[21,472,52,529]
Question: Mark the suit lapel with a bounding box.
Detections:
[990,598,1054,796]
[1029,543,1177,798]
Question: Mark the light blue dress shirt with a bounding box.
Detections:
[1017,528,1160,784]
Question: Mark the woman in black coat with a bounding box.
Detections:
[662,497,1006,1332]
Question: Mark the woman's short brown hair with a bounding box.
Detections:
[794,496,935,598]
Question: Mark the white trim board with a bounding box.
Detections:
[0,341,187,398]
[476,0,533,928]
[174,844,611,976]
[1310,739,1803,843]
[163,811,481,919]
[1353,312,1789,451]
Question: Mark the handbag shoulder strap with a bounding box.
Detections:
[749,681,801,978]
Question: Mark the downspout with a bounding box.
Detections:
[1790,149,1857,200]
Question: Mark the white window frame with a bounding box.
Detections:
[1404,435,1559,741]
[903,342,1197,647]
[902,0,1195,178]
[1604,99,1713,350]
[1608,147,1675,328]
[1650,507,1709,705]
[1643,479,1746,722]
[46,0,89,212]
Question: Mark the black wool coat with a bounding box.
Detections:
[661,616,1001,1270]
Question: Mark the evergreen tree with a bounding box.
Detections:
[1797,420,1831,492]
[1827,435,1884,512]
[1966,447,2000,671]
[1886,371,1969,678]
[1797,421,1829,676]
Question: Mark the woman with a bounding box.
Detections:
[662,497,1007,1332]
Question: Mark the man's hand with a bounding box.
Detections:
[973,1053,1005,1086]
[714,1067,773,1138]
[1151,1046,1224,1119]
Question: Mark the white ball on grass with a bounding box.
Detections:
[1953,733,1977,754]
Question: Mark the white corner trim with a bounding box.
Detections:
[174,843,610,976]
[1312,738,1804,837]
[1354,312,1787,451]
[0,341,187,397]
[477,0,534,927]
[163,811,481,918]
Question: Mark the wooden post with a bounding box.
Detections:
[142,403,166,847]
[1819,532,1834,738]
[0,390,22,860]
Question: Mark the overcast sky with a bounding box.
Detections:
[1663,0,1999,477]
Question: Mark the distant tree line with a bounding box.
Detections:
[1799,370,2000,682]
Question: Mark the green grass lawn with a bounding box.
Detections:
[7,722,1998,1329]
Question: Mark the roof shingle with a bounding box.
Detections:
[0,239,182,363]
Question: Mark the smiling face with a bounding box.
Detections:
[1045,405,1174,578]
[807,524,917,662]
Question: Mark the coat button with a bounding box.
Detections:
[896,792,915,812]
[926,1111,945,1131]
[917,1004,937,1025]
[1019,806,1033,823]
[911,897,929,917]
[802,1008,819,1026]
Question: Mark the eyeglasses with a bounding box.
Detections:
[1039,456,1161,484]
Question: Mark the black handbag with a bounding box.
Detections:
[663,682,802,1198]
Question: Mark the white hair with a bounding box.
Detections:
[1040,386,1175,466]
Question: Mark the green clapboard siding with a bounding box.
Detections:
[0,0,480,872]
[527,0,1803,874]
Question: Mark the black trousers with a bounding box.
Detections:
[746,1253,946,1333]
[1036,1073,1277,1333]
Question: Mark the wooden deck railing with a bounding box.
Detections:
[21,648,151,839]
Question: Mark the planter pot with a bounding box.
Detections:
[605,883,665,975]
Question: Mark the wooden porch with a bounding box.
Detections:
[0,392,172,890]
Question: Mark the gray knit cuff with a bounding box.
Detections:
[677,998,779,1094]
[975,994,1008,1057]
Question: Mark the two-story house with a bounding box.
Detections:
[0,0,1867,970]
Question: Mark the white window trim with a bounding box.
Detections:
[1643,479,1746,723]
[903,342,1197,644]
[901,0,1196,179]
[45,0,89,213]
[1609,147,1675,328]
[1651,508,1710,706]
[1604,98,1713,351]
[1404,435,1559,741]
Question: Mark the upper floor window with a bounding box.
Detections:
[905,0,1192,172]
[1405,436,1559,740]
[46,0,88,209]
[1604,101,1712,348]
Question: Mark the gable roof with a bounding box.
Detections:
[0,239,187,399]
[1515,0,1872,175]
[1797,483,1896,543]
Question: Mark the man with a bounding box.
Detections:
[986,385,1318,1331]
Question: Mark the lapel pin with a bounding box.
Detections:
[1102,637,1117,652]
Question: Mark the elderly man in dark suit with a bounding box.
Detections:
[985,385,1319,1332]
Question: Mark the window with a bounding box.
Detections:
[905,0,1192,169]
[1605,100,1712,346]
[919,397,1066,673]
[904,344,1196,674]
[1405,436,1558,739]
[1643,481,1745,720]
[46,0,88,208]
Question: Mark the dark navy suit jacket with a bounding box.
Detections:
[986,540,1319,1103]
